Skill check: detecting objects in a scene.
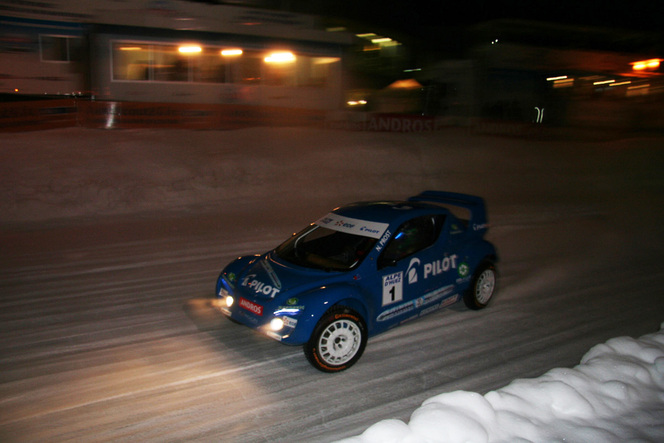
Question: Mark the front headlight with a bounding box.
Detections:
[225,295,234,307]
[270,317,285,331]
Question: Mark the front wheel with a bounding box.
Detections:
[463,263,497,310]
[304,307,367,373]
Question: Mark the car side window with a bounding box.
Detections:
[378,215,445,268]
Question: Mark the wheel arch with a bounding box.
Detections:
[461,239,498,270]
[290,284,369,343]
[332,297,369,326]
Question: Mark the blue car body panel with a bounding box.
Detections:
[215,191,498,346]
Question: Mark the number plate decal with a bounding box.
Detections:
[382,272,403,306]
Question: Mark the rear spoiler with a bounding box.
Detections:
[408,191,489,234]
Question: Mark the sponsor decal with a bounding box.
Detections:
[419,294,460,317]
[239,297,263,316]
[366,115,436,133]
[419,302,442,317]
[377,299,415,322]
[316,213,389,239]
[261,260,282,290]
[375,229,392,252]
[406,257,420,284]
[382,271,403,306]
[275,298,304,315]
[275,305,304,314]
[377,284,455,322]
[241,274,281,297]
[450,223,463,235]
[439,293,459,308]
[473,223,489,231]
[282,316,298,328]
[455,261,471,284]
[404,255,459,285]
[426,284,455,301]
[423,254,458,279]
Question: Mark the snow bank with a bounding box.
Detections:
[338,324,664,443]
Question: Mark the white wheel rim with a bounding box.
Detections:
[318,319,361,366]
[475,269,496,304]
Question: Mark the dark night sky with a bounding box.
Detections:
[195,1,662,55]
[318,0,662,32]
[308,0,664,56]
[196,1,662,34]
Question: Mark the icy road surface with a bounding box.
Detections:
[1,127,663,441]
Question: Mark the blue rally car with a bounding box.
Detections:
[214,191,498,372]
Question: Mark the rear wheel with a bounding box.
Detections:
[304,307,367,372]
[463,263,496,310]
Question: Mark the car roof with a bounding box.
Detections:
[332,201,449,225]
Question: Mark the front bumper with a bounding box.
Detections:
[213,292,302,343]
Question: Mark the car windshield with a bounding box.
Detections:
[275,224,378,271]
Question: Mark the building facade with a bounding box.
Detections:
[1,0,352,110]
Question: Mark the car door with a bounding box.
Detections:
[415,214,465,303]
[371,214,447,328]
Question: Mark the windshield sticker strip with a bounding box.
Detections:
[315,213,389,239]
[261,259,282,290]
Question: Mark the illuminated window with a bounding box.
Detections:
[264,51,297,86]
[152,44,189,82]
[112,43,151,80]
[192,47,227,83]
[110,41,338,88]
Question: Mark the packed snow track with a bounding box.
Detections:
[1,127,662,441]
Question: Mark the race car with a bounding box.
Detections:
[214,191,498,372]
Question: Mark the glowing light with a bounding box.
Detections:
[264,51,295,64]
[627,83,650,97]
[221,49,243,56]
[347,100,367,106]
[610,81,632,87]
[547,75,568,81]
[225,296,234,307]
[553,78,574,88]
[371,37,392,44]
[388,79,422,90]
[310,57,339,66]
[119,46,142,51]
[593,79,615,85]
[178,45,202,54]
[270,317,285,331]
[632,59,661,71]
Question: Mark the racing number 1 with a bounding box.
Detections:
[382,272,403,306]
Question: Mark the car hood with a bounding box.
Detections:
[234,252,342,300]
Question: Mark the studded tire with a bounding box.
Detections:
[463,262,497,310]
[304,306,367,373]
